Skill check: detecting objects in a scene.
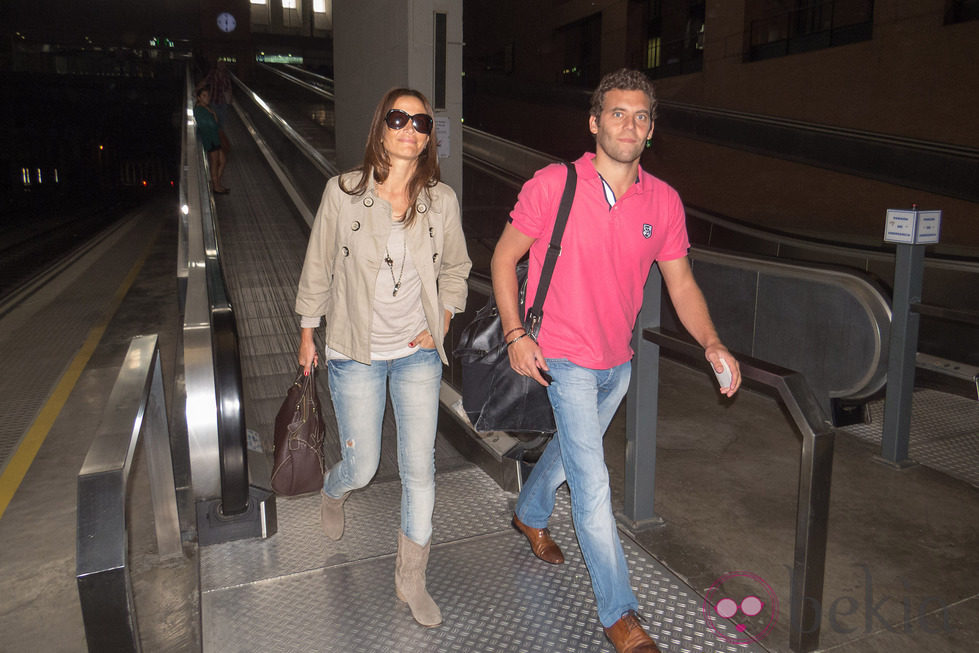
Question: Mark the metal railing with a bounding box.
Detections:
[75,334,182,653]
[641,328,834,653]
[621,265,835,653]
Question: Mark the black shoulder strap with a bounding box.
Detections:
[525,162,577,335]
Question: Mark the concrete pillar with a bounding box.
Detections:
[333,0,463,195]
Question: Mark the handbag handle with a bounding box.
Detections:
[525,162,577,336]
[292,365,317,410]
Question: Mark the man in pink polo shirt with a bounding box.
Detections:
[491,69,741,653]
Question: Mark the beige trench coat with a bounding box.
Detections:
[295,172,471,364]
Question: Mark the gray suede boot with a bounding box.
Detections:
[395,531,442,627]
[320,490,349,540]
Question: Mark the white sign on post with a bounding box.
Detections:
[915,210,942,244]
[884,208,942,245]
[435,116,450,158]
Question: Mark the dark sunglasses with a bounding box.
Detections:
[384,109,434,135]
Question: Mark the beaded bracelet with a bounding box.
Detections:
[504,326,526,340]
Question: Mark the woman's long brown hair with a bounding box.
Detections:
[339,88,440,228]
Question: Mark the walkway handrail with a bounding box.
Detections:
[264,61,335,100]
[180,64,250,514]
[206,255,249,514]
[76,334,182,653]
[232,72,338,179]
[638,326,835,653]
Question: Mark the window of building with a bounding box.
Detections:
[282,0,302,28]
[946,0,979,23]
[313,0,332,30]
[745,0,875,62]
[250,0,270,26]
[643,1,704,79]
[557,13,602,87]
[646,37,662,69]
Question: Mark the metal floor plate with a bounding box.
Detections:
[202,466,765,653]
[840,389,979,487]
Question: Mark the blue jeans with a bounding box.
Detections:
[324,348,442,545]
[514,358,636,628]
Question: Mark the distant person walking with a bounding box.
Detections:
[193,87,229,194]
[197,59,233,156]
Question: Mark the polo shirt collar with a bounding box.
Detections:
[577,153,645,207]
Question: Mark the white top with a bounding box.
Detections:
[301,220,428,361]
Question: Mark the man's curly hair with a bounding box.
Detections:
[589,68,658,121]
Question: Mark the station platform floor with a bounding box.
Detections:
[1,182,977,650]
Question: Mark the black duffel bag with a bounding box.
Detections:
[453,163,576,433]
[454,261,556,432]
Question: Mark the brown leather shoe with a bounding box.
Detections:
[604,611,661,652]
[512,514,564,564]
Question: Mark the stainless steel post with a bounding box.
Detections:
[880,243,924,465]
[619,265,664,529]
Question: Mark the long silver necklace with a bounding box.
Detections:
[384,237,406,296]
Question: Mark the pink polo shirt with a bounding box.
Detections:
[509,153,690,369]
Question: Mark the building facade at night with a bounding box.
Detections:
[463,0,979,252]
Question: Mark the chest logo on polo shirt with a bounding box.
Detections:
[642,224,653,239]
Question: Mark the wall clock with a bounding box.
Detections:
[217,12,237,33]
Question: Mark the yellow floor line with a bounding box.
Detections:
[0,222,160,520]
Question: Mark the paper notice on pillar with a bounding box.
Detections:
[435,117,450,158]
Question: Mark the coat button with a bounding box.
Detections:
[432,253,438,262]
[363,197,374,207]
[351,221,361,231]
[417,202,428,214]
[342,246,349,256]
[428,227,434,237]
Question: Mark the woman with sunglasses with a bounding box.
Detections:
[295,88,471,627]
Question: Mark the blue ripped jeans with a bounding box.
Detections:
[514,358,636,627]
[323,348,442,545]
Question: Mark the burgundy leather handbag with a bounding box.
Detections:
[270,366,326,496]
